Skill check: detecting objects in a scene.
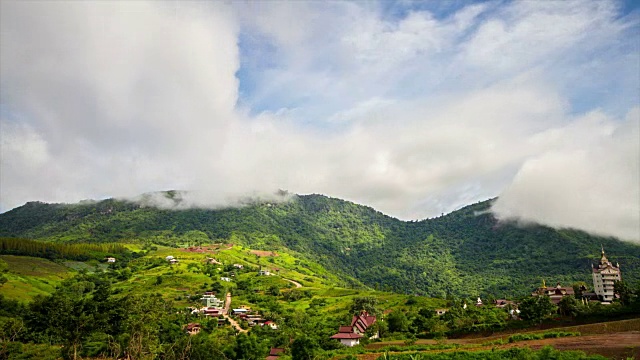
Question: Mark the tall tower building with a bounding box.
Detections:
[592,247,621,303]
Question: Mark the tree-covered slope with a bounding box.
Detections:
[1,193,639,297]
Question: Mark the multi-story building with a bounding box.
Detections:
[592,247,621,303]
[200,292,224,308]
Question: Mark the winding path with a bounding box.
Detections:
[283,278,303,288]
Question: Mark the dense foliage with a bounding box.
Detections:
[1,193,639,297]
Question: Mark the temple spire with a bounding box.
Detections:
[600,245,608,264]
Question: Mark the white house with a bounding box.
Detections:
[435,308,448,316]
[106,257,116,263]
[330,326,363,347]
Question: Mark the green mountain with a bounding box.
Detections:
[1,192,639,298]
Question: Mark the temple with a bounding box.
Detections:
[592,246,622,303]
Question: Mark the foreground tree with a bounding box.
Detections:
[519,296,555,323]
[349,296,379,316]
[558,296,580,317]
[291,335,318,360]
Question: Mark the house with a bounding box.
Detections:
[246,315,265,326]
[220,277,231,282]
[330,326,363,347]
[434,308,448,316]
[331,311,377,346]
[233,264,244,269]
[475,297,483,307]
[169,258,179,265]
[106,257,116,263]
[202,307,222,316]
[184,323,201,336]
[258,269,271,276]
[493,299,515,308]
[592,247,622,303]
[264,320,278,330]
[232,308,249,315]
[532,280,574,304]
[200,293,224,308]
[351,311,377,338]
[266,348,284,360]
[165,256,174,261]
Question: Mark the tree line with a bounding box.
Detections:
[0,238,128,261]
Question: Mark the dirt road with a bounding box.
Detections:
[283,278,302,288]
[223,292,247,333]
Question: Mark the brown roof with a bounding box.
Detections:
[331,332,363,339]
[269,348,284,356]
[350,311,376,330]
[337,326,353,333]
[185,323,200,330]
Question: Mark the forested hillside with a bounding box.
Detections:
[1,193,639,297]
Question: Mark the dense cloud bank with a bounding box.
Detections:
[1,1,638,242]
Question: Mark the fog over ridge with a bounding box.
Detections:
[1,0,638,243]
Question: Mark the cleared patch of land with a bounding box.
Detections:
[0,255,74,300]
[362,319,640,359]
[250,250,279,257]
[1,255,70,277]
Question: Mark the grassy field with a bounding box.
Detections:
[0,255,74,301]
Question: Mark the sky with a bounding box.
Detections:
[1,0,639,243]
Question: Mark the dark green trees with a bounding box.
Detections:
[518,296,555,323]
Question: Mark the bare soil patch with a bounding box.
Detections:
[181,246,218,253]
[250,250,279,257]
[360,332,639,359]
[499,332,640,359]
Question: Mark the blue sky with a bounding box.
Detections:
[1,0,639,242]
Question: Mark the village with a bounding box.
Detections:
[141,247,627,359]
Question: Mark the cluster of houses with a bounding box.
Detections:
[531,247,623,305]
[189,292,227,326]
[175,248,626,360]
[231,306,278,329]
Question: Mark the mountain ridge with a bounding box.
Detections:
[1,192,638,298]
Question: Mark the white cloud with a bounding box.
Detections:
[492,109,640,243]
[1,1,638,242]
